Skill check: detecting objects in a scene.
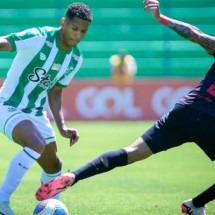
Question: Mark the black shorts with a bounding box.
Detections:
[142,104,215,161]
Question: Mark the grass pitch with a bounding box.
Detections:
[0,121,214,215]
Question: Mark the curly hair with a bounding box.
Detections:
[66,2,93,22]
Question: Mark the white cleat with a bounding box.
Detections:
[181,199,206,215]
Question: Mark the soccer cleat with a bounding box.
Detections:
[35,173,75,201]
[181,199,206,215]
[0,201,15,215]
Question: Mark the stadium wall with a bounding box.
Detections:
[0,78,200,120]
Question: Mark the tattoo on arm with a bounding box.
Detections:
[168,21,215,54]
[169,21,201,42]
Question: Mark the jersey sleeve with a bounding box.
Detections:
[6,28,45,52]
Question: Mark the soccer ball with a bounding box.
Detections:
[33,199,69,215]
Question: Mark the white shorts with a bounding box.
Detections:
[0,104,56,144]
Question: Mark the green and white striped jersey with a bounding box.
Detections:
[0,26,83,115]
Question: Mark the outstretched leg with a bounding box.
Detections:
[35,138,153,200]
[181,183,215,214]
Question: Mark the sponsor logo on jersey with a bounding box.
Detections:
[72,54,79,61]
[45,41,53,48]
[51,64,61,71]
[28,67,52,90]
[40,52,46,61]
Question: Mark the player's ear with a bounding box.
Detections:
[61,18,66,26]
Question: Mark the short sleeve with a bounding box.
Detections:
[6,28,45,51]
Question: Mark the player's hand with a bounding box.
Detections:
[60,126,80,146]
[144,0,161,21]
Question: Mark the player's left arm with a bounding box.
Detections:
[48,85,79,146]
[144,0,215,55]
[164,20,215,55]
[0,36,12,51]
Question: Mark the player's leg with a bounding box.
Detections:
[193,183,215,207]
[181,187,211,215]
[36,137,153,201]
[181,197,206,215]
[30,113,63,199]
[0,115,44,214]
[181,183,215,214]
[37,141,62,199]
[181,184,215,215]
[71,137,153,183]
[180,109,215,214]
[35,149,130,200]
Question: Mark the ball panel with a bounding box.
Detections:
[33,199,69,215]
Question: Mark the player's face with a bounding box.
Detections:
[60,17,90,50]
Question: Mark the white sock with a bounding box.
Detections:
[41,170,62,199]
[0,147,40,202]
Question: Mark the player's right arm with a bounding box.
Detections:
[0,36,12,51]
[144,0,215,55]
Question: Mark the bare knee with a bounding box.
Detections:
[124,137,153,164]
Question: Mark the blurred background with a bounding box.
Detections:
[0,0,215,120]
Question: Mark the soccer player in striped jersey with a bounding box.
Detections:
[0,2,92,214]
[36,1,215,214]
